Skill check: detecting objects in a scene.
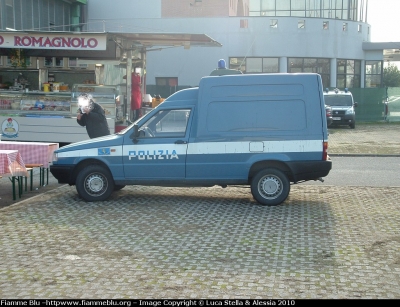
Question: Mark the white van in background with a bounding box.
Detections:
[323,88,357,129]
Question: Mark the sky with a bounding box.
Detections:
[367,0,400,42]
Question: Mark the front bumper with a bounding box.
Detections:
[50,165,74,184]
[331,114,355,125]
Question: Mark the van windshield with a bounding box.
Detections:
[324,95,353,106]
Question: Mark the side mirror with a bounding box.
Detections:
[134,124,139,137]
[130,124,140,143]
[354,102,358,107]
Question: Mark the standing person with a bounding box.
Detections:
[210,59,242,76]
[124,67,142,121]
[76,93,110,139]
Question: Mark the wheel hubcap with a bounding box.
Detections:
[85,174,107,196]
[259,175,282,199]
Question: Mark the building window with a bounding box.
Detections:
[230,57,246,72]
[249,0,365,21]
[247,58,263,73]
[262,58,279,73]
[6,56,31,67]
[55,57,64,67]
[5,0,14,29]
[155,77,179,97]
[44,57,64,68]
[288,58,303,73]
[68,57,87,68]
[44,57,53,67]
[229,57,279,73]
[49,22,56,31]
[337,59,361,88]
[288,57,330,88]
[365,61,382,88]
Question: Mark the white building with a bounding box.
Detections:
[85,0,398,94]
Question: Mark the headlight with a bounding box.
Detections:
[52,152,58,162]
[345,108,354,115]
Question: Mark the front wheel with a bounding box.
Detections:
[76,164,114,202]
[251,168,290,206]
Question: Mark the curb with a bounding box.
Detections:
[329,154,400,157]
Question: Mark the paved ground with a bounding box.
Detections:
[327,123,400,155]
[0,123,399,299]
[0,169,58,209]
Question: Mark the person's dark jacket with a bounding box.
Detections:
[77,102,110,139]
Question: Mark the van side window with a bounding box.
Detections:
[140,109,191,137]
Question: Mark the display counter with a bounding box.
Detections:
[0,90,71,115]
[0,85,121,143]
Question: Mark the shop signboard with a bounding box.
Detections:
[0,32,107,51]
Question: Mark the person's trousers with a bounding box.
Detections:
[130,109,141,121]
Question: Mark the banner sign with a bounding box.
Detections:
[0,33,107,50]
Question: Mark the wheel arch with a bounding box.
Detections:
[70,158,111,185]
[249,160,293,183]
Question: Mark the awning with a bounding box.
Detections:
[110,32,222,49]
[0,31,222,59]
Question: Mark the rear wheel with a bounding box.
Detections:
[251,168,290,206]
[350,122,355,129]
[76,165,114,202]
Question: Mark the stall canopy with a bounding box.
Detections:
[112,32,222,49]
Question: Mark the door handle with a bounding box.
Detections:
[175,140,187,144]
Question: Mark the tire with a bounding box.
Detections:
[250,168,290,206]
[350,122,355,129]
[76,164,114,202]
[114,184,126,191]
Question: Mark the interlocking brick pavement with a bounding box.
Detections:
[0,184,399,299]
[0,123,399,299]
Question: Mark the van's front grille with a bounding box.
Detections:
[332,110,345,115]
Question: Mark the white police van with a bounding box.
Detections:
[50,73,332,206]
[323,88,357,129]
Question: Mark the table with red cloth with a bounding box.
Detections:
[0,149,28,176]
[0,141,59,188]
[0,149,29,200]
[0,141,59,168]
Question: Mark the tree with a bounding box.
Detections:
[383,64,400,87]
[9,49,27,68]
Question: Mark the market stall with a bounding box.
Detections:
[0,84,122,143]
[0,30,221,143]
